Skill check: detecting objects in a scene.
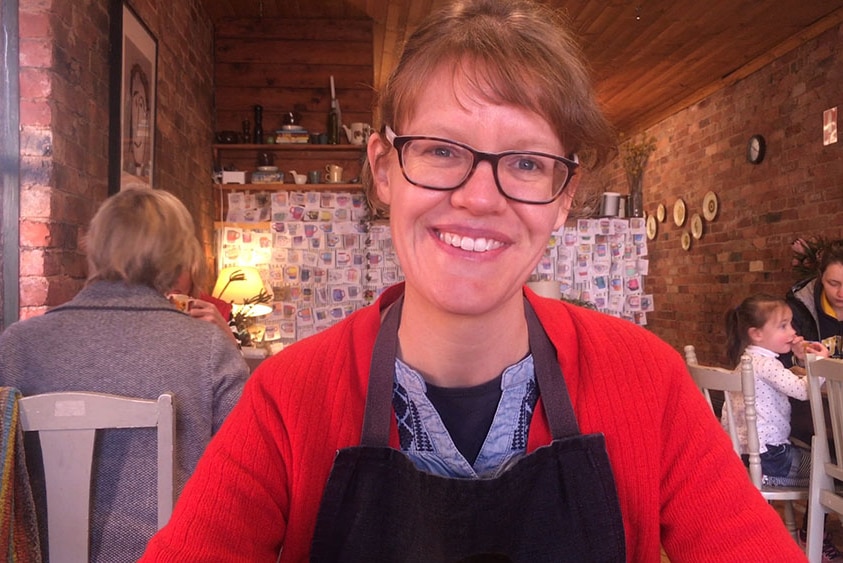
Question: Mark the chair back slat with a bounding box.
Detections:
[18,391,175,563]
[805,356,843,561]
[683,345,743,456]
[684,345,807,542]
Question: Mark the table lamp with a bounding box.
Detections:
[212,266,273,332]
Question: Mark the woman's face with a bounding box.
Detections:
[821,262,843,310]
[368,65,574,317]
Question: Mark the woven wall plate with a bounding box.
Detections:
[681,231,691,250]
[702,191,719,221]
[646,215,657,240]
[656,203,666,222]
[673,198,686,227]
[691,213,704,239]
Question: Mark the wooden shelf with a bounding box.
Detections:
[215,221,271,230]
[215,182,362,191]
[213,143,364,152]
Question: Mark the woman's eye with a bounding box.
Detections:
[516,156,541,172]
[432,146,454,158]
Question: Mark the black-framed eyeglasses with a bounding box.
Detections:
[384,126,578,205]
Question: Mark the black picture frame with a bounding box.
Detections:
[108,0,157,194]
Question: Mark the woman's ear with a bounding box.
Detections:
[367,133,393,206]
[553,176,579,230]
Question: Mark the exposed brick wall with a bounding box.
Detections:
[12,2,842,361]
[589,23,843,367]
[16,0,214,320]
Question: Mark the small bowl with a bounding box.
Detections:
[257,165,278,172]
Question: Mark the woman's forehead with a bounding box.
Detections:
[397,58,541,125]
[822,262,843,280]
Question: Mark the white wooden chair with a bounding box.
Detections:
[806,356,843,562]
[18,391,175,563]
[684,345,808,540]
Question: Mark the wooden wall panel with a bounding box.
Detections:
[214,18,374,136]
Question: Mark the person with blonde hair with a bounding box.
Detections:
[0,187,248,562]
[143,1,804,560]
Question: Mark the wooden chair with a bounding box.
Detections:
[806,356,843,562]
[684,345,808,540]
[18,391,175,563]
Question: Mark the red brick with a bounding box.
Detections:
[19,248,45,277]
[19,99,52,127]
[20,219,52,247]
[19,276,48,307]
[18,11,50,39]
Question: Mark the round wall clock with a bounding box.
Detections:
[746,134,766,164]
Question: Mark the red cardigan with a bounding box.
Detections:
[141,285,806,562]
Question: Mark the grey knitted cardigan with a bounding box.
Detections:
[0,281,249,562]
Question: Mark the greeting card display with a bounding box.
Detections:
[217,190,403,344]
[530,218,654,325]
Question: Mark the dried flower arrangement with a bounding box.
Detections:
[791,236,838,280]
[621,134,657,182]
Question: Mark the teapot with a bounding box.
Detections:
[281,111,301,127]
[341,123,372,145]
[288,170,307,185]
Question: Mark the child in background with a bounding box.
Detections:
[725,293,827,486]
[725,293,841,560]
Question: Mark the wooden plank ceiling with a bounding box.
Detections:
[200,0,843,134]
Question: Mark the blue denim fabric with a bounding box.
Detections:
[392,355,538,478]
[760,443,794,476]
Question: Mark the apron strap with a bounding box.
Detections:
[360,296,404,447]
[361,293,580,446]
[524,300,580,439]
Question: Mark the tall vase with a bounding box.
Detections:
[628,174,644,218]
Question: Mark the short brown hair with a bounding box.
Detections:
[364,0,616,214]
[85,188,206,294]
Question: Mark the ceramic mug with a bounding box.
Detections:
[308,170,321,184]
[324,164,343,183]
[599,191,621,217]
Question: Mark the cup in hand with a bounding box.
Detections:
[168,293,191,312]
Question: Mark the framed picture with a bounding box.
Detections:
[108,0,157,194]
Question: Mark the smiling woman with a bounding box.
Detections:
[141,1,808,560]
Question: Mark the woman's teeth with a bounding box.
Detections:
[439,232,504,252]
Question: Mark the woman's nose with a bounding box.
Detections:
[449,161,508,212]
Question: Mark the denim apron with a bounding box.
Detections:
[310,296,626,562]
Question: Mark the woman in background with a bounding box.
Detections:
[0,187,248,563]
[786,241,843,456]
[788,240,843,359]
